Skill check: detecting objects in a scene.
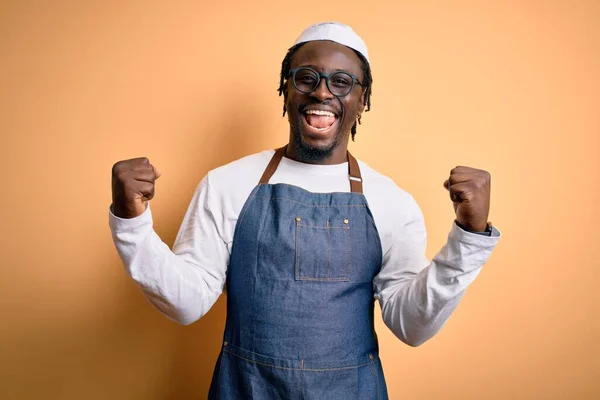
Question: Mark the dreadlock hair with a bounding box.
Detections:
[277,42,373,141]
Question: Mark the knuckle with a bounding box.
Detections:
[477,173,490,187]
[112,160,125,174]
[116,170,128,182]
[141,181,152,190]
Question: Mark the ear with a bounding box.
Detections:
[282,78,294,114]
[359,93,366,114]
[282,85,289,116]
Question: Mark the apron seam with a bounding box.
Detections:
[223,348,372,371]
[369,357,381,400]
[252,193,273,352]
[254,195,367,208]
[236,193,258,229]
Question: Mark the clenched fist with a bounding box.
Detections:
[443,166,491,232]
[111,157,162,219]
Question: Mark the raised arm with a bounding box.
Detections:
[109,158,228,325]
[374,167,500,346]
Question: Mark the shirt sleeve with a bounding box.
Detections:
[373,196,501,346]
[108,175,229,325]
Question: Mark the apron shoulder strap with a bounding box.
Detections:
[258,145,364,194]
[347,151,363,194]
[258,146,287,185]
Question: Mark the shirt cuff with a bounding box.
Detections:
[108,202,152,231]
[450,220,501,247]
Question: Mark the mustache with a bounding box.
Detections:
[299,99,344,117]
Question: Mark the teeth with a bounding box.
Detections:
[305,109,335,117]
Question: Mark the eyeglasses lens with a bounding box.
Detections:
[293,68,353,96]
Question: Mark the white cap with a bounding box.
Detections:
[294,22,370,64]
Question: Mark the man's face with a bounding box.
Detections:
[284,41,365,161]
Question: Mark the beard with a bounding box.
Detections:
[290,111,345,162]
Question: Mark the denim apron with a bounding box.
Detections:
[208,146,388,399]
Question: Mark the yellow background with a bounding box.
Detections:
[1,1,598,399]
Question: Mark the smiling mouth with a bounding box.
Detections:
[303,109,338,131]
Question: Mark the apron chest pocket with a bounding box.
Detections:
[294,216,351,282]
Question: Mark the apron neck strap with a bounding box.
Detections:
[258,145,364,194]
[258,146,287,186]
[347,151,363,194]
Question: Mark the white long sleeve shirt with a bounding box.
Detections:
[109,150,500,347]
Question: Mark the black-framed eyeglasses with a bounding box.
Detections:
[288,67,363,97]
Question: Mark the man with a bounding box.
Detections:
[109,22,500,400]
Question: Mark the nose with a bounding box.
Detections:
[310,77,334,102]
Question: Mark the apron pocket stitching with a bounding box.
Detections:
[345,225,351,277]
[327,219,331,279]
[295,219,300,280]
[295,219,351,281]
